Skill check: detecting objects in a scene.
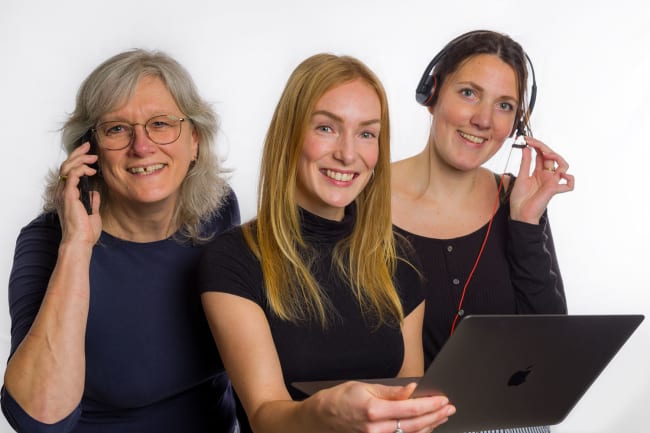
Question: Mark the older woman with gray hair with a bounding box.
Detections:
[1,49,239,433]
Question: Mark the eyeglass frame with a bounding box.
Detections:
[91,114,190,151]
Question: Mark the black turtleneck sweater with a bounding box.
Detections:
[199,206,424,433]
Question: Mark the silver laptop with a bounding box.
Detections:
[293,314,644,433]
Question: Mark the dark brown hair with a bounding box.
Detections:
[430,30,531,134]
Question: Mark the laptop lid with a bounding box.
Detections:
[292,314,644,432]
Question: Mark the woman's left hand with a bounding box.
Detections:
[509,136,575,224]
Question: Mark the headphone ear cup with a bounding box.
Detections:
[425,76,438,107]
[416,75,438,106]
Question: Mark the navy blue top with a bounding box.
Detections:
[2,190,240,433]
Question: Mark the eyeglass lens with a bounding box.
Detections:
[94,115,184,150]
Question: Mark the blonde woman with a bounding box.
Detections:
[200,53,455,433]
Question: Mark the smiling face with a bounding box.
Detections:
[429,54,518,171]
[295,79,381,221]
[97,75,198,213]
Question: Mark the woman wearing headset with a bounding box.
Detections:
[391,30,575,433]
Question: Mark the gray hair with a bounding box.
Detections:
[43,49,230,243]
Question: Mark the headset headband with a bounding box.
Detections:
[415,30,537,136]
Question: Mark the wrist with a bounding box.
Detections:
[510,208,542,225]
[57,239,94,264]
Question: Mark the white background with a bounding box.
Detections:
[1,1,648,432]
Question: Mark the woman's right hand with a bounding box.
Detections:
[203,292,455,433]
[306,380,455,433]
[4,141,101,424]
[57,141,101,245]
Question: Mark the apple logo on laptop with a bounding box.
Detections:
[508,365,533,387]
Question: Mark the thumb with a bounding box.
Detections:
[372,382,418,401]
[90,191,101,214]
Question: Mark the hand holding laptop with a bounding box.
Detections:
[300,380,455,433]
[294,314,644,433]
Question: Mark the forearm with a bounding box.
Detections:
[508,214,567,313]
[4,240,92,423]
[249,398,324,433]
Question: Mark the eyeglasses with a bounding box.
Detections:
[93,114,188,150]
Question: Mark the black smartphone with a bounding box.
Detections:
[74,130,97,214]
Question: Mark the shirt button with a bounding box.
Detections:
[452,278,460,285]
[447,245,453,253]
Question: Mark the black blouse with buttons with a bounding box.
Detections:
[393,175,567,368]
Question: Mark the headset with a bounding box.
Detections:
[415,30,537,138]
[415,31,540,335]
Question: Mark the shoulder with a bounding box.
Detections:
[217,187,241,228]
[202,187,241,236]
[199,223,264,303]
[15,212,62,248]
[394,231,419,263]
[201,223,260,274]
[394,233,425,314]
[390,156,419,195]
[220,187,240,222]
[203,224,247,256]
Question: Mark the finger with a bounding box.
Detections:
[532,148,555,172]
[516,144,533,177]
[368,393,451,423]
[558,173,575,191]
[59,143,98,176]
[61,164,98,185]
[71,140,92,155]
[58,168,97,210]
[60,156,98,179]
[547,151,569,173]
[60,142,90,173]
[395,403,456,432]
[523,137,557,171]
[527,141,570,174]
[523,136,553,154]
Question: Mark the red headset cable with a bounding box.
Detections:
[448,140,524,336]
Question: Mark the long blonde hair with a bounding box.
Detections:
[244,53,402,327]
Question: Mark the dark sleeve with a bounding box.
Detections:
[6,213,61,356]
[508,210,567,314]
[1,387,81,433]
[198,227,265,308]
[395,237,425,317]
[199,188,240,239]
[2,213,83,433]
[221,188,241,228]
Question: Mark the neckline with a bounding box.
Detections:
[299,204,356,244]
[393,204,507,242]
